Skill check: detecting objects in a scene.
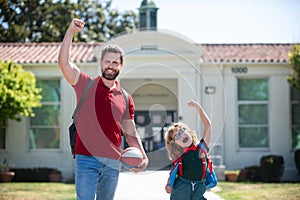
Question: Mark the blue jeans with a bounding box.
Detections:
[170,177,207,200]
[75,154,121,200]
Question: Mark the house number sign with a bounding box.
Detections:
[231,66,248,74]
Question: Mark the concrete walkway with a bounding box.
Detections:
[115,170,224,200]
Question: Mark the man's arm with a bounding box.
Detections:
[188,100,212,144]
[122,119,149,173]
[58,18,85,85]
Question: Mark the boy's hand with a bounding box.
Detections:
[187,100,198,108]
[165,184,172,194]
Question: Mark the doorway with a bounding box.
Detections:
[120,79,178,168]
[134,110,176,153]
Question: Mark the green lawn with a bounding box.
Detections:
[214,182,300,200]
[0,182,76,200]
[0,182,299,200]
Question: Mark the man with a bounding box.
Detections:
[58,18,148,200]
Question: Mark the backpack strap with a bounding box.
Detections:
[120,88,129,136]
[206,153,213,174]
[72,78,94,124]
[199,138,209,152]
[178,156,183,176]
[171,157,183,177]
[198,139,213,177]
[121,88,129,114]
[201,153,206,180]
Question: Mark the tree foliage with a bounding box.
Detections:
[288,44,300,92]
[73,0,137,42]
[0,60,42,127]
[0,0,138,42]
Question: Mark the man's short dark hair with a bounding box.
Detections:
[101,45,124,64]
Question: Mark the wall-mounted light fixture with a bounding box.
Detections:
[205,86,216,94]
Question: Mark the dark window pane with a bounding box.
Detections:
[239,127,268,148]
[150,11,156,27]
[292,103,300,125]
[36,80,60,102]
[0,127,5,149]
[291,87,300,101]
[292,126,300,148]
[239,104,268,125]
[238,79,268,100]
[29,128,60,149]
[31,105,60,126]
[139,13,146,28]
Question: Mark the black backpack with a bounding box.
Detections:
[69,78,129,158]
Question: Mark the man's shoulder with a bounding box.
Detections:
[74,72,99,94]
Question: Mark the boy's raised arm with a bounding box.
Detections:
[188,100,212,144]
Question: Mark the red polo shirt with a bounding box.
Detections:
[73,72,134,160]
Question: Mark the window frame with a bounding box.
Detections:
[236,77,270,151]
[291,87,300,149]
[0,125,6,151]
[28,78,61,151]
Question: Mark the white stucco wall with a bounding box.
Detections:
[1,31,298,182]
[222,63,297,181]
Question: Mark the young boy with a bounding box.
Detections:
[164,100,212,200]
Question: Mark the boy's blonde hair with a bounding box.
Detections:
[164,122,198,160]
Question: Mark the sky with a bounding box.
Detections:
[110,0,300,44]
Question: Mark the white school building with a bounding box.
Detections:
[0,0,299,182]
[0,35,299,182]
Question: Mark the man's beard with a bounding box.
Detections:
[102,68,120,80]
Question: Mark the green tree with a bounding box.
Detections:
[0,60,42,127]
[69,0,137,42]
[0,0,74,42]
[0,0,137,42]
[288,44,300,91]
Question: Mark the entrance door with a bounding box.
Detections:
[120,79,178,169]
[134,110,176,153]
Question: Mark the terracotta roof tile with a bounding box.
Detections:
[0,42,295,64]
[0,42,100,64]
[199,43,293,63]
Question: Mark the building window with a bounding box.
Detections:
[139,12,146,28]
[0,127,5,149]
[29,80,60,149]
[238,78,269,148]
[291,87,300,148]
[150,11,157,28]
